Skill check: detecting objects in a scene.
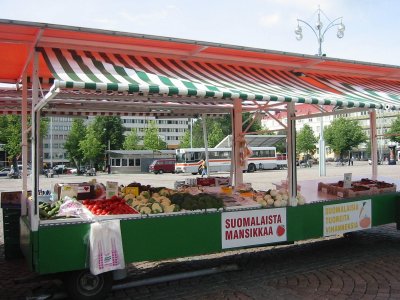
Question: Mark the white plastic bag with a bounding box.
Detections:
[89,220,125,275]
[57,197,93,221]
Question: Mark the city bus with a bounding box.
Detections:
[175,147,286,174]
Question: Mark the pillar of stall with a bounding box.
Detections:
[369,109,378,180]
[31,51,40,231]
[201,114,210,177]
[233,98,243,188]
[21,73,28,216]
[287,102,298,206]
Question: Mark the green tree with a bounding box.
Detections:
[143,120,167,150]
[208,122,225,147]
[79,124,104,167]
[0,115,48,169]
[296,124,318,156]
[64,119,86,169]
[93,116,125,150]
[387,115,400,143]
[179,129,192,148]
[324,117,367,158]
[123,128,140,150]
[275,139,287,154]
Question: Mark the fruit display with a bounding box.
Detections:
[82,196,139,215]
[121,183,225,214]
[318,178,396,198]
[253,188,306,207]
[39,180,311,221]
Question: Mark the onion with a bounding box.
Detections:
[270,189,278,197]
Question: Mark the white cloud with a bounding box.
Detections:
[258,13,281,28]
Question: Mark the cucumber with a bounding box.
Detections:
[39,207,49,219]
[48,207,59,217]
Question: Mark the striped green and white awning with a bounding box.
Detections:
[39,48,400,111]
[308,74,400,110]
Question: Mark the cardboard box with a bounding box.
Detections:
[196,177,216,186]
[1,191,22,207]
[54,183,94,200]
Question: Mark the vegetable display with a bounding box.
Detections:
[39,200,63,219]
[82,196,139,215]
[254,189,306,207]
[39,180,310,221]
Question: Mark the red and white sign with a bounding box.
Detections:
[77,185,91,194]
[221,208,287,249]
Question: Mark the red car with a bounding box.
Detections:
[149,159,175,174]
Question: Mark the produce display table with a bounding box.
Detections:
[273,176,400,204]
[19,176,400,275]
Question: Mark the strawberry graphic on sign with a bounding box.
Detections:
[276,225,285,237]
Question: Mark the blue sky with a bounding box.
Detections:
[2,0,400,66]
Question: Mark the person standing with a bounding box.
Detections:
[200,160,207,177]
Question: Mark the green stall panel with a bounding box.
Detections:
[371,193,398,225]
[121,212,221,262]
[37,222,90,274]
[20,217,35,271]
[27,193,398,275]
[34,212,221,274]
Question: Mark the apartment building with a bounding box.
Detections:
[121,117,189,149]
[42,117,72,166]
[42,116,190,166]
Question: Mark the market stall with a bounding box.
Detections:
[1,19,400,299]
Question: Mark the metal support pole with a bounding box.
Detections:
[108,139,111,167]
[233,98,243,188]
[287,103,298,206]
[370,110,378,180]
[201,115,209,177]
[190,118,193,148]
[319,108,326,176]
[50,116,53,168]
[21,73,28,216]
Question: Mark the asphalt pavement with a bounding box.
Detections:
[1,161,400,299]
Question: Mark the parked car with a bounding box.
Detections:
[84,167,96,176]
[66,168,77,174]
[53,164,66,174]
[368,159,382,165]
[0,168,10,177]
[149,159,176,174]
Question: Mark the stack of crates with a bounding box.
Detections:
[1,190,24,260]
[2,206,23,260]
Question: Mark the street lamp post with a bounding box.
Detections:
[295,6,345,176]
[295,6,345,57]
